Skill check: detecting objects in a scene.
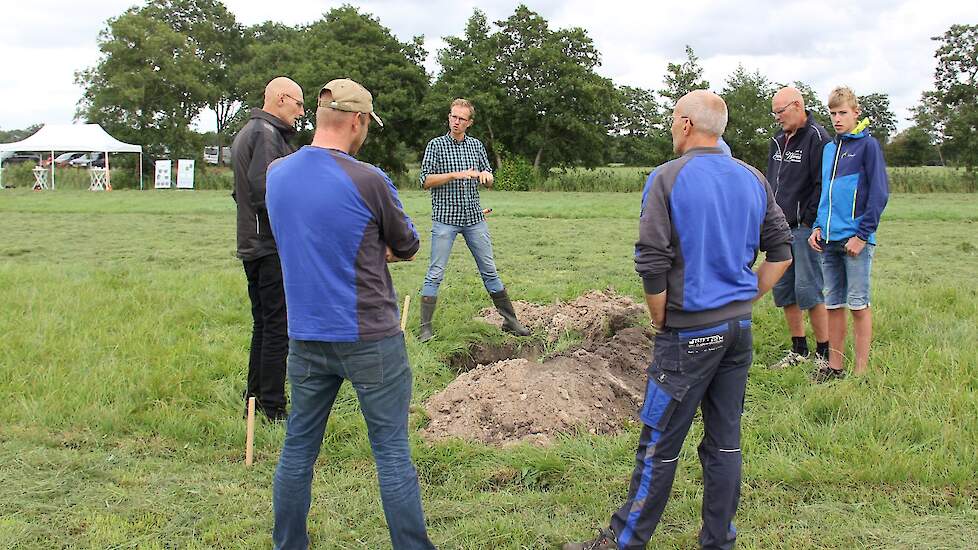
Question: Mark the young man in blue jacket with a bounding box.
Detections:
[808,86,889,380]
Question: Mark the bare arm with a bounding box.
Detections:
[422,170,480,190]
[645,291,667,329]
[753,258,792,302]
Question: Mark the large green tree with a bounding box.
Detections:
[235,7,428,173]
[857,92,896,144]
[426,10,506,167]
[143,0,246,162]
[929,24,978,168]
[659,45,710,107]
[721,65,777,169]
[431,6,618,172]
[608,85,671,166]
[0,125,42,143]
[495,6,617,170]
[75,7,209,159]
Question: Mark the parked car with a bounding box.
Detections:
[203,146,219,165]
[203,146,232,165]
[69,152,105,168]
[0,151,43,164]
[42,152,86,168]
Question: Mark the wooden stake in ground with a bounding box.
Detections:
[400,294,411,332]
[245,396,256,467]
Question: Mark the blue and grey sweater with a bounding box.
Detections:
[266,146,420,342]
[636,147,792,328]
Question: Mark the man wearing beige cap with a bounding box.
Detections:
[266,78,437,550]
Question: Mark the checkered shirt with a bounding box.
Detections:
[419,133,492,226]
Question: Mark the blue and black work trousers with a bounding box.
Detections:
[611,315,753,550]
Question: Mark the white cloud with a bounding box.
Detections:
[1,0,975,135]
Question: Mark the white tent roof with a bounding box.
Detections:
[0,123,142,153]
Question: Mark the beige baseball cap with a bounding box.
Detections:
[317,78,384,127]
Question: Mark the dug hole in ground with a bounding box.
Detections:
[422,289,653,446]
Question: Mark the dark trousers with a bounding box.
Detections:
[611,315,753,550]
[243,253,288,414]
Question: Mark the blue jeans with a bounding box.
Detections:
[421,220,504,297]
[772,226,825,310]
[272,334,436,550]
[820,239,875,310]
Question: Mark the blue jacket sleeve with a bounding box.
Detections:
[856,138,889,241]
[813,142,833,232]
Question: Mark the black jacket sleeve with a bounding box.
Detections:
[803,129,830,226]
[759,173,793,261]
[245,122,283,214]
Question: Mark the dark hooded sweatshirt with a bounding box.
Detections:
[766,110,831,228]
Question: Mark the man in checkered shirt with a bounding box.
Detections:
[417,98,530,342]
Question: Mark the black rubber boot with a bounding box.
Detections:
[490,289,530,336]
[419,296,437,342]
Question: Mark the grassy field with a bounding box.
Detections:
[4,162,975,193]
[1,189,976,549]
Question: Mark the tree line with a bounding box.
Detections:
[68,1,977,175]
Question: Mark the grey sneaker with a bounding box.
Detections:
[812,353,830,372]
[812,365,846,383]
[563,528,618,550]
[770,350,809,370]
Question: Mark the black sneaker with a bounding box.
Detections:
[812,365,846,383]
[262,408,289,423]
[563,528,618,550]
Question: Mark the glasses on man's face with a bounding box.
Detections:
[283,93,304,110]
[771,101,797,118]
[449,114,469,123]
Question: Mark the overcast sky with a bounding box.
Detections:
[1,0,974,135]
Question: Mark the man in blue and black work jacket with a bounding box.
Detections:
[564,90,793,550]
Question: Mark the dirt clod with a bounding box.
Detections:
[422,290,651,446]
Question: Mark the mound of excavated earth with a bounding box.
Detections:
[479,288,647,344]
[421,290,651,446]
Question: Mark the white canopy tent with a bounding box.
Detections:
[0,123,143,190]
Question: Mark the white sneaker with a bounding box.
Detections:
[769,350,809,370]
[811,353,830,371]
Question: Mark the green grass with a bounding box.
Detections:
[0,162,233,191]
[8,162,972,193]
[1,189,976,548]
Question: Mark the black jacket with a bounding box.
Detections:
[766,111,831,227]
[231,108,297,260]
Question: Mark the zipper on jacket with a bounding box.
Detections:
[256,214,260,235]
[827,140,843,240]
[772,136,785,198]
